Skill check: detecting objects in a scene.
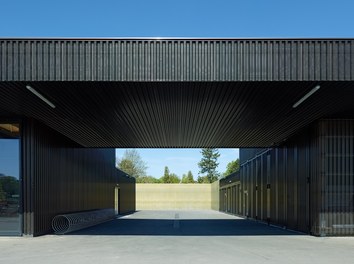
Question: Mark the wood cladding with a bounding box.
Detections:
[21,118,135,236]
[1,39,353,82]
[317,120,354,236]
[221,119,354,236]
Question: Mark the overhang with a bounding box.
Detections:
[0,38,353,147]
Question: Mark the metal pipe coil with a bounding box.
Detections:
[52,209,115,234]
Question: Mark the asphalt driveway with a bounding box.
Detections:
[1,210,354,264]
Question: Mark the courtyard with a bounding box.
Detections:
[1,210,354,264]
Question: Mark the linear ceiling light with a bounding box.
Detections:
[26,85,56,109]
[292,85,321,108]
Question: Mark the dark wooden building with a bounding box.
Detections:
[0,38,353,236]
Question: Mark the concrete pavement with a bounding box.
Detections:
[1,210,354,264]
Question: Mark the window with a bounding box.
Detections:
[0,123,21,236]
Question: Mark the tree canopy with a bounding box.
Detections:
[136,175,161,183]
[160,166,180,183]
[197,175,211,183]
[0,182,5,201]
[198,148,220,183]
[117,149,147,179]
[223,159,240,176]
[182,171,195,183]
[0,176,19,199]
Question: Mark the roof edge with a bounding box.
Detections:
[1,37,354,41]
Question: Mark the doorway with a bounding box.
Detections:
[244,191,249,217]
[114,186,120,215]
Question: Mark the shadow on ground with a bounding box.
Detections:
[69,218,303,236]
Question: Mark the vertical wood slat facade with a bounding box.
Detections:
[118,175,136,215]
[221,119,354,236]
[1,39,353,82]
[318,120,354,236]
[21,118,135,236]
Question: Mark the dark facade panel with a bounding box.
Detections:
[21,118,135,236]
[317,119,354,236]
[224,120,354,236]
[1,39,353,82]
[222,127,314,234]
[239,148,267,164]
[117,170,136,214]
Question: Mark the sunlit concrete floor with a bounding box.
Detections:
[1,210,354,264]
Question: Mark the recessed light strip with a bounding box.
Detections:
[26,85,56,109]
[292,85,321,108]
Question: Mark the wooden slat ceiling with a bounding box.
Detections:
[0,81,353,147]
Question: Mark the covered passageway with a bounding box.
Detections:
[0,38,353,236]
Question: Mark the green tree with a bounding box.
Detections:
[223,159,240,177]
[181,173,187,182]
[187,171,194,183]
[136,175,161,183]
[0,182,5,201]
[117,149,147,179]
[161,166,170,183]
[160,166,180,183]
[198,148,220,183]
[182,170,195,183]
[169,173,180,183]
[0,176,19,198]
[197,175,210,183]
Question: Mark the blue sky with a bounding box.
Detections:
[0,0,354,37]
[1,1,353,179]
[116,149,239,179]
[0,140,20,179]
